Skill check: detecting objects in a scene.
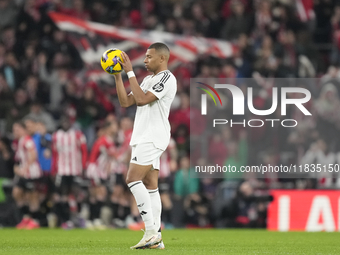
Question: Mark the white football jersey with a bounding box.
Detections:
[130,70,177,151]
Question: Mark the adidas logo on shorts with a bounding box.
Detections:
[132,157,137,161]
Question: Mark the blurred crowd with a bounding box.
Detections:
[0,0,340,229]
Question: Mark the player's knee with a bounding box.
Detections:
[29,202,39,211]
[143,177,158,190]
[142,178,149,188]
[144,184,158,190]
[89,196,96,203]
[126,175,140,185]
[96,195,105,202]
[61,195,68,202]
[143,181,158,190]
[161,194,172,209]
[95,190,106,201]
[113,185,123,196]
[53,193,61,202]
[125,176,132,184]
[12,187,22,201]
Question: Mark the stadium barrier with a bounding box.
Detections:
[268,190,340,232]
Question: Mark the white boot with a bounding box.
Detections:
[130,230,162,249]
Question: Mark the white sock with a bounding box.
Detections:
[148,188,162,233]
[128,181,155,232]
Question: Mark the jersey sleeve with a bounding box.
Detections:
[147,72,173,100]
[25,139,35,150]
[88,139,101,164]
[51,133,58,175]
[107,142,117,158]
[129,76,151,95]
[77,131,88,170]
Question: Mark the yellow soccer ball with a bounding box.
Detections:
[101,48,124,74]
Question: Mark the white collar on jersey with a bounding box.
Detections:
[152,69,169,78]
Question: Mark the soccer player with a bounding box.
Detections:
[86,120,118,229]
[35,118,53,185]
[51,116,87,228]
[23,116,53,225]
[24,116,52,182]
[114,43,177,249]
[12,121,42,229]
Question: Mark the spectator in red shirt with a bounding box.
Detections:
[169,92,190,134]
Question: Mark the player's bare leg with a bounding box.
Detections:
[142,169,158,189]
[94,185,107,229]
[111,186,131,228]
[126,163,161,249]
[54,194,72,229]
[110,184,123,226]
[13,186,30,229]
[26,190,40,229]
[161,192,172,227]
[119,191,131,223]
[87,187,96,230]
[12,186,25,211]
[52,194,62,227]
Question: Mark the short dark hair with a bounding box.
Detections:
[23,115,39,123]
[148,42,170,53]
[13,120,26,129]
[101,121,112,130]
[31,100,42,107]
[60,115,71,123]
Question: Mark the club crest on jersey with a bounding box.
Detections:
[152,82,164,92]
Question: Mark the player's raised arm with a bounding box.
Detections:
[77,131,88,170]
[119,52,158,106]
[51,133,58,176]
[113,72,136,107]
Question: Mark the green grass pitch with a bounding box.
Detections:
[0,229,339,254]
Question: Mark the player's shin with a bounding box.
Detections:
[19,205,29,218]
[128,181,156,233]
[89,201,96,221]
[95,201,104,219]
[148,188,161,232]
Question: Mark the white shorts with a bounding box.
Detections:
[130,143,164,170]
